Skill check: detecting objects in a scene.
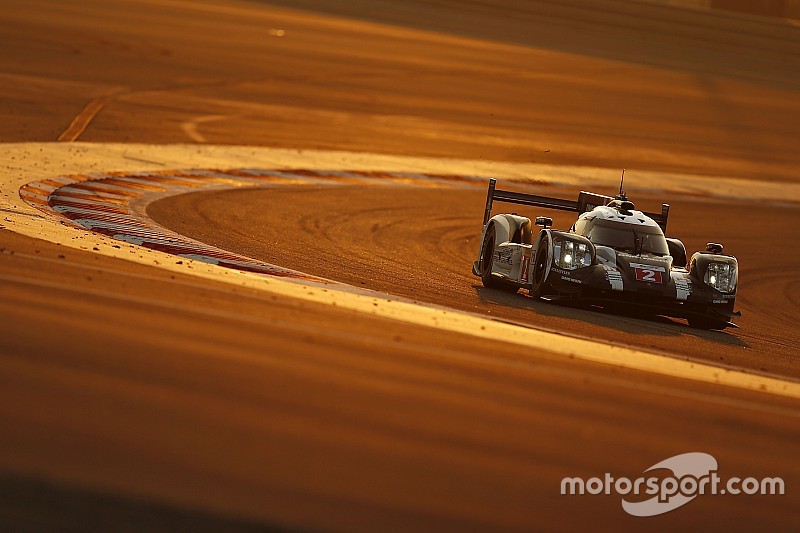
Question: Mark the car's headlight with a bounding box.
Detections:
[553,239,593,270]
[704,262,737,293]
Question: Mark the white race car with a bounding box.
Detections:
[472,178,740,329]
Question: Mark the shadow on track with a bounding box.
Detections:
[472,285,749,348]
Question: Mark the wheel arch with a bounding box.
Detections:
[483,214,512,246]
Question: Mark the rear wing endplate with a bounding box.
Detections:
[482,178,669,232]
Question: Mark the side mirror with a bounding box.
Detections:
[535,216,553,228]
[666,238,687,269]
[706,242,723,254]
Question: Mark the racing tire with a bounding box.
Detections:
[480,225,519,293]
[531,232,554,298]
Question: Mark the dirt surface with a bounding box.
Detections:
[2,0,800,181]
[2,0,800,530]
[148,184,800,378]
[1,228,799,531]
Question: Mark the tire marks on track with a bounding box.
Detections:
[20,169,484,281]
[15,163,800,399]
[57,97,113,143]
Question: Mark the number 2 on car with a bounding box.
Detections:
[635,267,662,283]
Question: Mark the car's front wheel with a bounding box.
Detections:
[531,232,554,298]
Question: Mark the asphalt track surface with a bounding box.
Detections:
[2,0,800,531]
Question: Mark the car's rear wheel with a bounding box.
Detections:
[480,225,518,293]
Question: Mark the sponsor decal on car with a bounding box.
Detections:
[603,265,624,291]
[496,248,514,265]
[520,254,531,282]
[674,275,691,300]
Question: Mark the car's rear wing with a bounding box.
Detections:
[482,178,670,232]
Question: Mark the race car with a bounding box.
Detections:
[472,177,740,329]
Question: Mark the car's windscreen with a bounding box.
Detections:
[587,219,669,255]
